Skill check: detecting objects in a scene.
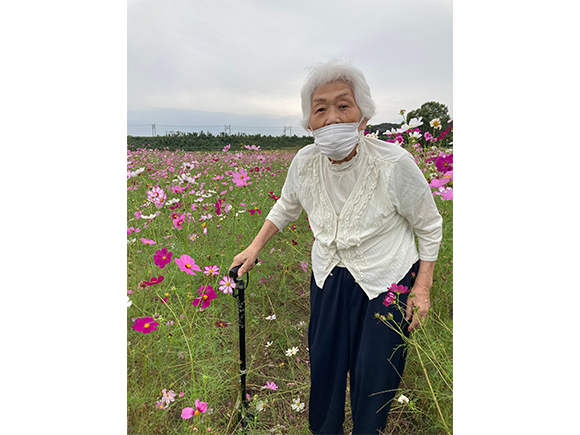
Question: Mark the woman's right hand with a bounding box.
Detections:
[229,246,260,277]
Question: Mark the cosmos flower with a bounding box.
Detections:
[142,276,164,286]
[140,238,156,245]
[291,397,305,412]
[193,285,217,309]
[153,248,173,269]
[161,389,176,406]
[181,399,208,419]
[175,255,201,275]
[203,265,220,276]
[285,347,299,357]
[388,283,410,294]
[232,168,252,187]
[132,317,159,334]
[218,276,236,294]
[262,381,278,391]
[397,394,410,404]
[383,292,396,307]
[430,118,443,130]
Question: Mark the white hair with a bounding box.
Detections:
[300,59,377,131]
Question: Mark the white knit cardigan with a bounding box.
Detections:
[266,135,443,300]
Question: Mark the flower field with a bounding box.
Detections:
[127,128,453,434]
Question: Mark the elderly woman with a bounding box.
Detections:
[230,60,442,435]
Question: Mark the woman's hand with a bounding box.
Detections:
[405,260,435,332]
[230,246,260,277]
[229,219,279,277]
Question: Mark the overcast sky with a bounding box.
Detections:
[128,0,452,137]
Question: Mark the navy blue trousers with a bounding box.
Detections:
[308,261,419,435]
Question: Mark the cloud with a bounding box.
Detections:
[128,0,452,130]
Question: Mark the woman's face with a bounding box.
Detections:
[309,81,367,132]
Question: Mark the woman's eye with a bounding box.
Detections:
[315,107,325,113]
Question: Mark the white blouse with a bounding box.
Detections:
[266,135,443,300]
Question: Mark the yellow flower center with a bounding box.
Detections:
[186,264,191,268]
[194,410,200,416]
[165,293,169,297]
[162,256,166,260]
[203,295,208,300]
[144,323,150,328]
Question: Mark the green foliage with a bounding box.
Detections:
[127,132,314,152]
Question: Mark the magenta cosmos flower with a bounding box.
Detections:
[132,317,159,334]
[153,248,173,269]
[388,283,410,294]
[175,255,201,275]
[435,154,453,172]
[181,399,208,419]
[142,276,164,286]
[140,238,156,245]
[193,285,217,309]
[383,292,396,308]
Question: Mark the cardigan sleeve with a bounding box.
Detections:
[265,156,304,232]
[388,154,443,261]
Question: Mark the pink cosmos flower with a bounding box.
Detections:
[161,389,176,406]
[429,177,451,189]
[175,255,202,275]
[181,399,208,419]
[132,317,159,334]
[203,265,220,276]
[383,292,396,307]
[193,285,217,309]
[388,283,410,294]
[218,276,236,294]
[262,381,278,391]
[441,187,453,201]
[141,238,156,245]
[172,213,185,230]
[147,186,167,208]
[249,208,261,215]
[153,248,173,269]
[232,168,252,187]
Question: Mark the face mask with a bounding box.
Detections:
[312,118,364,161]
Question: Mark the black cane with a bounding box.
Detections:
[229,260,257,432]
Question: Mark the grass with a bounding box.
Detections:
[127,143,453,434]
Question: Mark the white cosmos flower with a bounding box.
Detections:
[430,118,442,130]
[291,397,305,412]
[397,394,410,404]
[265,314,276,320]
[127,296,133,307]
[256,400,267,412]
[285,347,299,357]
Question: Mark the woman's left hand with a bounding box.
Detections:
[405,260,435,332]
[405,284,431,332]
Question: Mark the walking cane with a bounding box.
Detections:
[229,260,256,433]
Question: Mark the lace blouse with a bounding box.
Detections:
[266,135,443,300]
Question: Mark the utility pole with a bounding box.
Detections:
[224,124,231,135]
[152,123,156,136]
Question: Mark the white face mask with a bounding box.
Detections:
[312,118,364,161]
